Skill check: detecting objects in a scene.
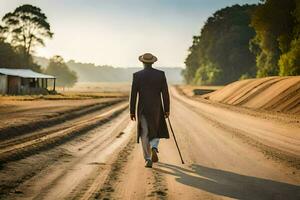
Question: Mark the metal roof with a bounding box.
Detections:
[0,68,55,79]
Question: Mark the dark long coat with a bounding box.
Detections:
[130,67,170,143]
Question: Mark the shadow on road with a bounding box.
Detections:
[154,163,300,200]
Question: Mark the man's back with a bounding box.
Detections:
[134,68,164,100]
[130,67,169,116]
[130,53,170,168]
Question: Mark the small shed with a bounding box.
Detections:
[0,68,56,95]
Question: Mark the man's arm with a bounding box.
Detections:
[130,74,138,121]
[161,72,170,118]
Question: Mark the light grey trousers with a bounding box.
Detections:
[140,115,159,161]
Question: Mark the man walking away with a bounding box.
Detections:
[130,53,170,168]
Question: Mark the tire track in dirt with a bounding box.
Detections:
[0,98,125,141]
[0,103,128,164]
[172,87,300,169]
[29,117,134,200]
[88,87,300,200]
[0,100,126,151]
[0,109,135,199]
[92,137,136,200]
[153,91,300,200]
[92,137,168,200]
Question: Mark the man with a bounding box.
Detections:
[130,53,170,168]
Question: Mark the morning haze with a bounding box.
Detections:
[1,0,259,67]
[0,0,300,199]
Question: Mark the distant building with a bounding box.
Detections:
[0,68,56,95]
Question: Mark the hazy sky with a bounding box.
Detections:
[1,0,259,67]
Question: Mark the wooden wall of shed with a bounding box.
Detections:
[0,75,7,94]
[1,76,50,95]
[7,76,21,94]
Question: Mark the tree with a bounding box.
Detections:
[0,25,5,41]
[182,36,201,84]
[250,0,298,77]
[0,26,39,69]
[183,4,257,85]
[279,39,300,76]
[278,0,300,76]
[2,4,53,66]
[45,56,78,88]
[193,61,222,85]
[0,41,20,68]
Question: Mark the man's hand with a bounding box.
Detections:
[164,112,170,118]
[130,114,136,121]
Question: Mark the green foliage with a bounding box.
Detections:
[278,1,300,76]
[250,0,300,77]
[45,56,78,88]
[239,73,252,80]
[182,36,201,84]
[0,40,41,70]
[279,39,300,76]
[193,61,222,85]
[185,0,300,83]
[0,25,5,41]
[183,5,256,85]
[0,41,19,68]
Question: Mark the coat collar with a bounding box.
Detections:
[143,66,153,70]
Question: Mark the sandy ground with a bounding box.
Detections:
[0,98,124,132]
[0,106,133,199]
[94,87,299,200]
[0,86,299,200]
[204,76,300,114]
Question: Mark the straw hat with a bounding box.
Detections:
[139,53,157,63]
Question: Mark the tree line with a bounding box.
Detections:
[34,56,183,83]
[0,4,77,88]
[183,0,300,85]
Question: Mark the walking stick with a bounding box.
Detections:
[167,117,185,164]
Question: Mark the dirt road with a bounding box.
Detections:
[97,87,300,200]
[1,88,299,200]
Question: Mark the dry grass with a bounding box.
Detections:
[0,82,129,101]
[0,92,128,101]
[67,82,131,93]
